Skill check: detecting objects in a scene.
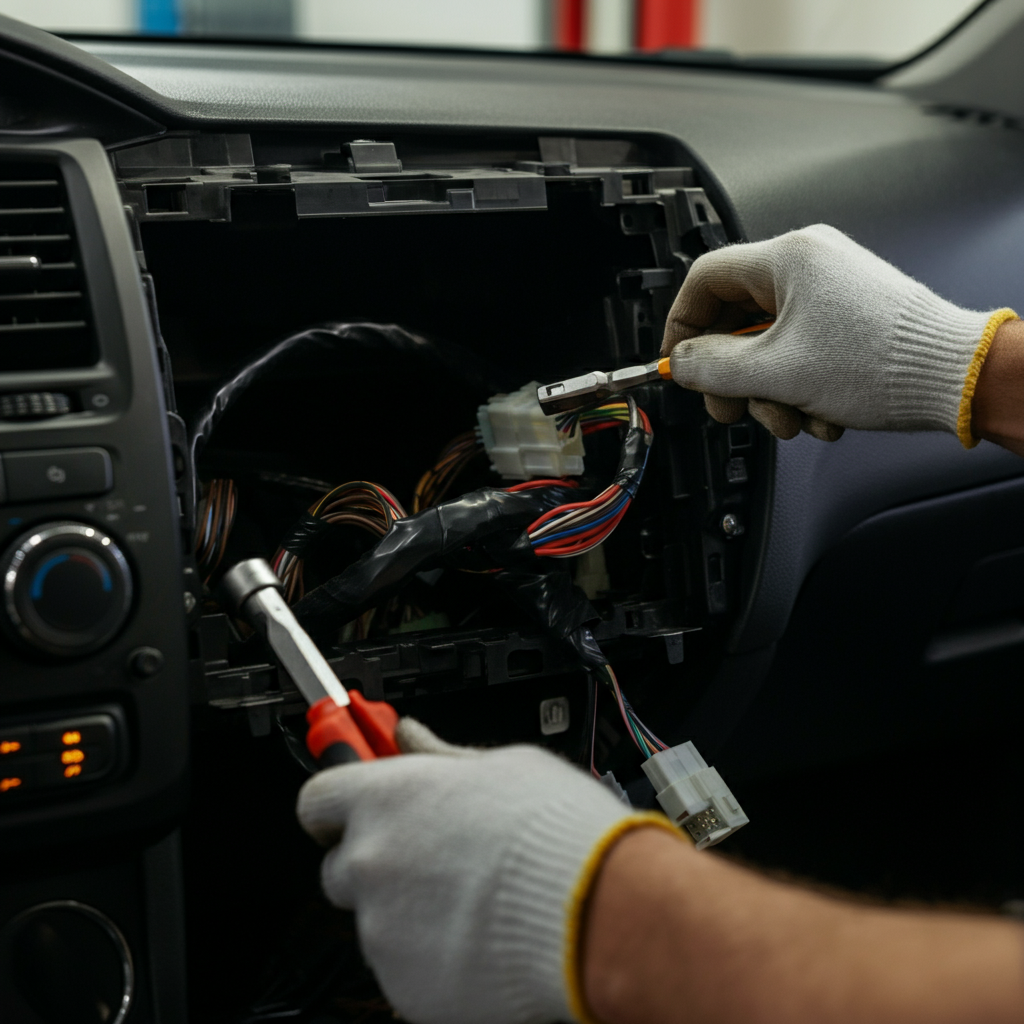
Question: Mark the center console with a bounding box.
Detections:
[0,126,768,1023]
[0,140,189,1024]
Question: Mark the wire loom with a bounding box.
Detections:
[528,396,651,558]
[287,396,667,763]
[292,483,580,642]
[189,317,664,762]
[187,315,668,766]
[291,395,652,639]
[188,320,501,472]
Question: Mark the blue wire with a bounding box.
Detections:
[532,495,631,545]
[533,408,652,547]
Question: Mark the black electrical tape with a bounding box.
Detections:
[293,484,578,640]
[610,425,650,491]
[280,512,332,557]
[494,568,598,641]
[567,625,609,671]
[189,321,506,467]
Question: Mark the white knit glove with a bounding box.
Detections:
[662,224,1016,446]
[296,719,676,1024]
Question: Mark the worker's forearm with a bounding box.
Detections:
[973,317,1024,455]
[582,828,1024,1024]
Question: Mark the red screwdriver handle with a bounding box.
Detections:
[306,691,401,766]
[346,690,401,757]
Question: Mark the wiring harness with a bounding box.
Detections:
[593,660,668,764]
[528,396,652,558]
[274,482,407,604]
[412,430,485,513]
[564,622,668,772]
[194,478,238,584]
[190,320,666,779]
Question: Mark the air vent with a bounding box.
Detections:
[0,162,97,374]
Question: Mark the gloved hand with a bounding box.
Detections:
[296,719,680,1024]
[661,224,1017,446]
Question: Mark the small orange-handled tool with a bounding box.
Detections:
[220,559,400,766]
[537,319,776,416]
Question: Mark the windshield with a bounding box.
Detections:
[0,0,984,65]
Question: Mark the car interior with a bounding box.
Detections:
[0,1,1023,1020]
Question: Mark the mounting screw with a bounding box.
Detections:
[184,591,196,614]
[721,513,745,537]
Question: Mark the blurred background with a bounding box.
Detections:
[0,0,980,63]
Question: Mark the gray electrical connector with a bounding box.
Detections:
[641,741,749,849]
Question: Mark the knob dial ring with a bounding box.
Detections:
[2,522,133,657]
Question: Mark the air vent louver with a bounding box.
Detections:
[0,162,97,373]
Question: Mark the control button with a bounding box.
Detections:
[79,385,114,412]
[128,646,164,679]
[0,725,33,758]
[2,448,112,504]
[0,392,71,421]
[1,523,133,657]
[34,714,116,754]
[35,742,113,785]
[725,457,748,485]
[0,765,34,794]
[0,714,119,796]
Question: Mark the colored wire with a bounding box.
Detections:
[194,478,238,584]
[526,396,652,560]
[595,661,668,760]
[556,400,631,436]
[506,478,580,492]
[274,481,407,603]
[413,430,485,512]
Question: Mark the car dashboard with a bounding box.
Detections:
[0,15,1022,1024]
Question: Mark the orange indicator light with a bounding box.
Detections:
[61,730,82,746]
[0,740,22,755]
[64,765,82,779]
[60,749,85,765]
[0,777,22,791]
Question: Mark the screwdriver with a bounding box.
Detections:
[219,558,400,766]
[536,320,775,416]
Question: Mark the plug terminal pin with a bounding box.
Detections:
[641,740,749,849]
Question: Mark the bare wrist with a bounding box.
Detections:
[972,317,1024,454]
[581,827,693,1024]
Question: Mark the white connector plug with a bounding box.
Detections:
[477,382,584,480]
[641,741,749,849]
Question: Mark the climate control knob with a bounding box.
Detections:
[1,522,133,657]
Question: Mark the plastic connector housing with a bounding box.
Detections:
[641,741,749,849]
[477,382,584,480]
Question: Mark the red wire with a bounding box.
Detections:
[505,478,579,492]
[379,490,406,516]
[534,505,630,556]
[582,421,625,435]
[527,485,620,534]
[528,409,652,537]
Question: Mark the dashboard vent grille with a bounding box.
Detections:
[0,162,97,373]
